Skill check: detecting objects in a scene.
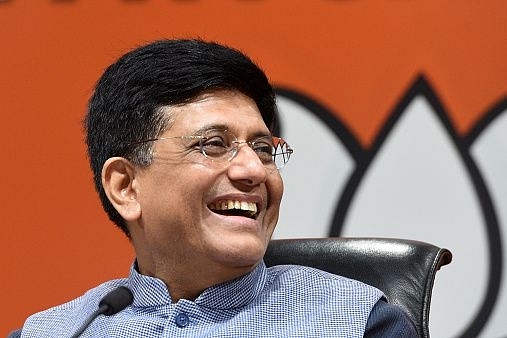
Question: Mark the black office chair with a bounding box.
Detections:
[264,237,452,338]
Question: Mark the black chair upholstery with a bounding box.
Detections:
[264,237,452,338]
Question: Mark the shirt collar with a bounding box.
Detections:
[195,261,267,309]
[126,260,267,309]
[126,261,172,307]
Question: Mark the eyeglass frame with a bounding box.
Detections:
[128,128,293,170]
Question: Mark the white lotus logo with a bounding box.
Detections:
[273,76,507,338]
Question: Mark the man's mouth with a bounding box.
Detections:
[208,200,258,219]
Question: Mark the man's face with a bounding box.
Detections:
[132,90,284,275]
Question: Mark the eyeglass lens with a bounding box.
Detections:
[199,129,292,169]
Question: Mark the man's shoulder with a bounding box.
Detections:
[266,263,381,290]
[264,263,384,302]
[40,278,127,312]
[22,278,128,336]
[257,264,385,335]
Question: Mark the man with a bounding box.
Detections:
[19,39,417,337]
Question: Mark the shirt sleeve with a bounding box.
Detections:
[363,299,419,337]
[7,329,21,338]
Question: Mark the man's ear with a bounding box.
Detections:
[102,157,142,222]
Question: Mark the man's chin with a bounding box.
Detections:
[212,238,267,267]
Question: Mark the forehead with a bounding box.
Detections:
[163,91,270,136]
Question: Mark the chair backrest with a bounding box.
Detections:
[264,237,452,338]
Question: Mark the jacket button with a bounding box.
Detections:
[175,313,190,328]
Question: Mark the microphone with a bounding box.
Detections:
[70,286,134,338]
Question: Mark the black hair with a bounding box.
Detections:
[84,39,277,236]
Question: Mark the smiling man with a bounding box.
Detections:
[18,39,417,337]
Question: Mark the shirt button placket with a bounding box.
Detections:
[175,312,190,328]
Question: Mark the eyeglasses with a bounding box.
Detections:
[133,129,293,170]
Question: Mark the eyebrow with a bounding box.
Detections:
[191,124,272,139]
[191,124,229,136]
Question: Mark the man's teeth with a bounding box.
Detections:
[210,200,258,216]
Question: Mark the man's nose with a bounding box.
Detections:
[227,143,268,185]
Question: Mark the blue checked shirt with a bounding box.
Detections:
[20,261,416,337]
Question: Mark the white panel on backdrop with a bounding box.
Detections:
[471,108,507,338]
[340,96,488,337]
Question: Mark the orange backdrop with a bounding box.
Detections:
[1,1,506,335]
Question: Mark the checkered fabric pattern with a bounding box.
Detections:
[21,262,384,337]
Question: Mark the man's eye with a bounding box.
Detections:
[202,136,227,148]
[252,141,274,161]
[253,143,273,153]
[201,136,229,156]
